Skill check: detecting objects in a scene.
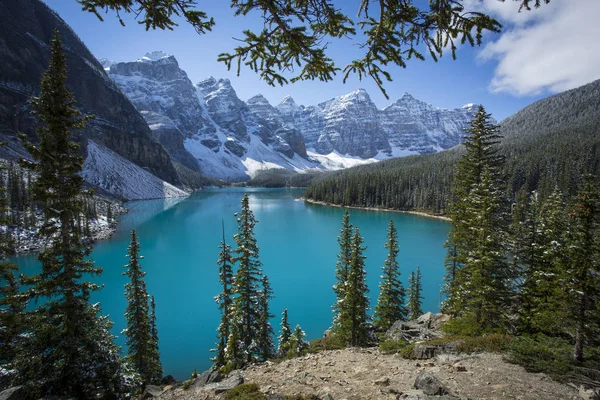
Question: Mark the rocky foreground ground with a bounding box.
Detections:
[155,348,586,400]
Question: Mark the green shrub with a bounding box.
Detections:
[223,383,266,400]
[506,335,574,380]
[307,333,346,353]
[379,339,409,354]
[457,334,512,353]
[399,343,416,359]
[182,379,193,390]
[442,316,505,337]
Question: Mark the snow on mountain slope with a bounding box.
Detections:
[105,50,484,182]
[83,140,189,200]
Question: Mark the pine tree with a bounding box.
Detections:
[374,219,407,330]
[289,325,308,356]
[0,263,27,374]
[149,296,163,384]
[332,209,353,331]
[256,275,275,361]
[231,193,263,365]
[123,229,157,387]
[277,308,292,357]
[338,227,370,346]
[407,268,423,320]
[564,176,600,362]
[224,315,244,371]
[15,29,122,398]
[214,220,234,368]
[443,106,510,334]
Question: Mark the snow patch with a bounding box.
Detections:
[82,140,189,200]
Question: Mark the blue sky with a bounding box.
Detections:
[43,0,600,121]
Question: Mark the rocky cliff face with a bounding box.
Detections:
[104,49,482,181]
[0,0,180,188]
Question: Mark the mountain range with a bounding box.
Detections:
[0,0,485,198]
[104,51,483,182]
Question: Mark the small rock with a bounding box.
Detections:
[414,371,449,396]
[0,387,25,400]
[374,377,391,386]
[204,373,244,394]
[424,362,435,367]
[320,394,335,400]
[453,363,467,372]
[142,385,164,398]
[194,369,223,386]
[163,385,173,391]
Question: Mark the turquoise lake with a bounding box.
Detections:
[13,188,450,379]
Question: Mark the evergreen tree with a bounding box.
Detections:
[214,220,233,368]
[443,106,510,334]
[407,268,423,320]
[256,275,275,361]
[289,325,308,356]
[231,193,263,364]
[0,263,27,374]
[277,308,292,357]
[528,188,569,334]
[564,176,600,362]
[332,210,353,330]
[15,30,122,398]
[374,219,407,330]
[224,315,244,371]
[149,296,163,384]
[123,229,158,387]
[338,227,370,346]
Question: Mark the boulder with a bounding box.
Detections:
[192,369,223,388]
[414,371,449,396]
[410,341,463,360]
[142,385,164,398]
[386,313,449,343]
[204,373,244,394]
[0,387,25,400]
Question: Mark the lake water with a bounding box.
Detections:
[13,188,450,379]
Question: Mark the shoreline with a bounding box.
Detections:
[301,198,451,221]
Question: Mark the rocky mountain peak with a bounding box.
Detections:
[138,50,170,62]
[247,94,270,106]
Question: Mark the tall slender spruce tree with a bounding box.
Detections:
[214,220,233,368]
[231,193,263,364]
[564,176,600,362]
[338,227,370,346]
[332,210,353,331]
[443,106,509,334]
[407,267,423,320]
[16,29,122,398]
[124,229,160,387]
[277,308,292,357]
[256,275,275,361]
[149,296,163,383]
[374,219,407,330]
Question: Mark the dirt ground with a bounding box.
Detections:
[160,348,581,399]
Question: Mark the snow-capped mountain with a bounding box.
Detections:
[105,51,482,181]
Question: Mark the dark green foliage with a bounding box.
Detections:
[332,210,353,331]
[289,325,308,356]
[307,332,346,353]
[507,335,600,383]
[214,220,234,368]
[223,383,266,400]
[124,229,161,387]
[76,1,550,97]
[277,308,292,357]
[256,275,275,361]
[0,263,27,372]
[247,169,326,188]
[15,30,122,398]
[149,296,163,383]
[374,219,407,330]
[563,176,600,362]
[305,79,600,213]
[443,107,510,334]
[407,268,423,320]
[336,227,371,346]
[379,339,409,354]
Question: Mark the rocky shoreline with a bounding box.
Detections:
[302,198,451,221]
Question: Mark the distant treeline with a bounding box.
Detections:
[304,80,600,212]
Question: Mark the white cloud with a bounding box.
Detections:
[467,0,600,96]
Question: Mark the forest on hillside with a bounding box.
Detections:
[304,80,600,213]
